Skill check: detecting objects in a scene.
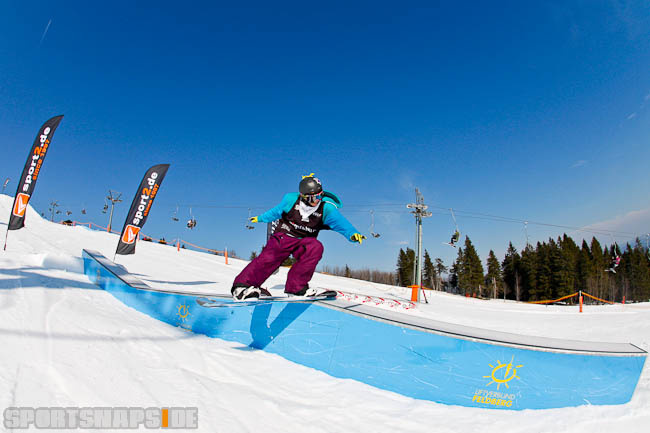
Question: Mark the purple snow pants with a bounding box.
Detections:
[233,233,324,294]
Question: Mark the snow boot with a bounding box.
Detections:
[231,285,261,300]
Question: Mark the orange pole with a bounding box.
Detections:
[623,295,626,305]
[177,240,180,252]
[225,248,229,265]
[579,290,583,313]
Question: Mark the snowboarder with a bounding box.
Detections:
[607,255,621,273]
[231,174,366,300]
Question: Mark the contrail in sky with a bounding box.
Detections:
[39,19,52,46]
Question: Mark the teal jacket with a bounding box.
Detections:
[258,191,359,241]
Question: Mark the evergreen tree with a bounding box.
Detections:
[485,250,502,298]
[396,248,416,286]
[519,244,537,302]
[435,258,447,291]
[549,238,569,299]
[535,241,552,301]
[626,239,650,301]
[455,247,466,294]
[576,240,591,295]
[559,234,580,296]
[461,237,484,295]
[449,261,459,292]
[501,242,520,300]
[588,237,606,297]
[423,250,436,289]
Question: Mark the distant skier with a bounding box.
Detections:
[231,174,366,300]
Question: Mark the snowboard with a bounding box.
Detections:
[196,290,338,308]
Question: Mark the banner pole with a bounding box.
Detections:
[3,229,8,251]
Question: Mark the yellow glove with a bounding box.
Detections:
[302,172,315,179]
[249,216,259,223]
[350,233,366,244]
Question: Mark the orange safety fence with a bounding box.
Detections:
[64,220,227,260]
[527,292,579,304]
[528,291,617,305]
[67,221,120,234]
[581,291,615,305]
[178,239,225,255]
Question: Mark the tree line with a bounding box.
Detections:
[394,235,650,303]
[255,233,650,303]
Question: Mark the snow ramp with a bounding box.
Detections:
[82,249,646,410]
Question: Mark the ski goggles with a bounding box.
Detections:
[301,192,323,202]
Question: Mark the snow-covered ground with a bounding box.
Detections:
[1,193,649,433]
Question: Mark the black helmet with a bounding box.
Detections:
[299,176,322,195]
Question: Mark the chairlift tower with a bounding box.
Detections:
[48,201,59,222]
[106,190,122,233]
[406,188,432,302]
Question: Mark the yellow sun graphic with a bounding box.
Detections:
[177,304,191,322]
[483,355,523,390]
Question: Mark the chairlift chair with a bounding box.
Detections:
[245,208,255,230]
[369,210,380,238]
[443,208,460,247]
[186,207,197,229]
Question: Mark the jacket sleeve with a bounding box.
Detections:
[258,193,296,223]
[323,204,359,241]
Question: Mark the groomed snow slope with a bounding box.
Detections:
[1,194,649,432]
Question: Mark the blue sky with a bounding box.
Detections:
[1,1,649,272]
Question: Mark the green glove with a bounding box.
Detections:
[350,233,366,244]
[249,216,259,223]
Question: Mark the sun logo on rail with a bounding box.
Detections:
[176,304,191,322]
[483,355,523,390]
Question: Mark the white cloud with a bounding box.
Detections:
[571,160,587,168]
[627,112,637,120]
[575,208,650,244]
